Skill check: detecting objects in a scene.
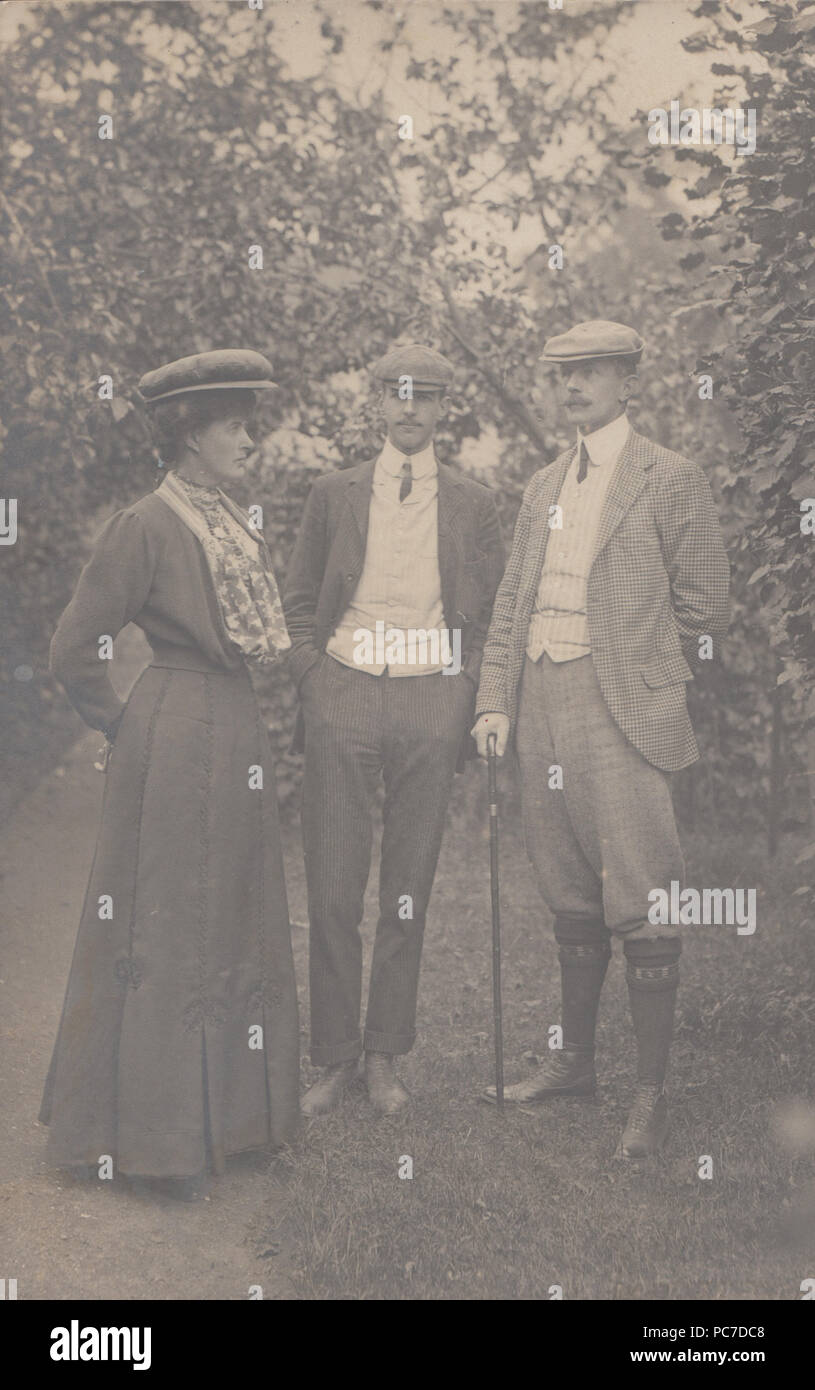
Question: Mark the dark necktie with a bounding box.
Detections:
[399,457,413,502]
[576,439,589,484]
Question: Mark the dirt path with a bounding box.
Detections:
[0,720,307,1301]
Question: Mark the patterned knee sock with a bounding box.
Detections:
[624,936,681,1087]
[554,916,612,1052]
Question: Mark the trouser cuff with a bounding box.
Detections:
[363,1027,415,1057]
[310,1037,362,1068]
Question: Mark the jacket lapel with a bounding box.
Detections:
[344,459,376,562]
[154,474,221,554]
[437,465,465,619]
[591,430,649,562]
[522,448,575,598]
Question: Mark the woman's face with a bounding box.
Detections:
[186,411,255,485]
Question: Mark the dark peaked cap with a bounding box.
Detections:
[372,343,455,388]
[540,320,644,363]
[138,349,277,403]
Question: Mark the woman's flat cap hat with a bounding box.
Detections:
[540,320,644,364]
[138,349,277,403]
[372,343,455,388]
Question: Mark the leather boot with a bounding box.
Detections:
[620,1083,669,1157]
[365,1052,410,1115]
[301,1059,357,1116]
[482,1044,596,1104]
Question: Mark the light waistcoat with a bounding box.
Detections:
[326,438,446,676]
[527,412,630,663]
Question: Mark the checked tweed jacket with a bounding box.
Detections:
[475,428,730,772]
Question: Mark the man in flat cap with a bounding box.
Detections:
[473,320,729,1156]
[284,344,504,1114]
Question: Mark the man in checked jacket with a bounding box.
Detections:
[472,320,729,1157]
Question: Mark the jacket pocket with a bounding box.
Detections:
[640,654,693,688]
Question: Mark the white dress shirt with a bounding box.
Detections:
[527,411,631,664]
[326,438,446,676]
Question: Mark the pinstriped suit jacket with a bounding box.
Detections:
[475,429,730,772]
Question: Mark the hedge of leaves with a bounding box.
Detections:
[1,0,810,844]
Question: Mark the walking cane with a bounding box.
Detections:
[487,732,505,1111]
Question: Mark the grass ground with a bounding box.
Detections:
[256,772,815,1301]
[4,654,812,1300]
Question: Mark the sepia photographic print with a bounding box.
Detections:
[1,0,813,1345]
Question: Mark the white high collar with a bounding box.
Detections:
[578,411,630,467]
[378,437,438,479]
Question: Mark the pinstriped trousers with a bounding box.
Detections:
[300,654,475,1065]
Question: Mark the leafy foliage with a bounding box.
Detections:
[668,2,814,686]
[1,0,809,838]
[629,0,815,853]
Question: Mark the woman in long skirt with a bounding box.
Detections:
[39,350,300,1199]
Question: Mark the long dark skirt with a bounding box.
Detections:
[40,657,300,1177]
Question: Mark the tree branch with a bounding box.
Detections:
[0,191,68,331]
[438,279,550,452]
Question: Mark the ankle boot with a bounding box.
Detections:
[621,1083,669,1157]
[365,1052,410,1115]
[482,1043,596,1104]
[301,1059,357,1116]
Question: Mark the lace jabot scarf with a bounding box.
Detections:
[157,471,292,666]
